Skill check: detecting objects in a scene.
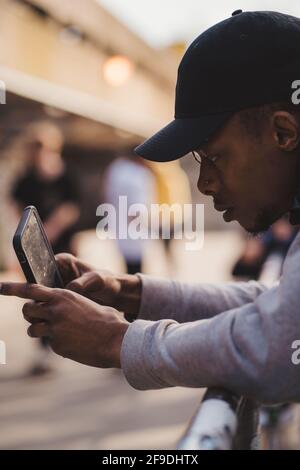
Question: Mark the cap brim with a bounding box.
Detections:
[135,111,233,162]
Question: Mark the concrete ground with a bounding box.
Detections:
[0,230,243,450]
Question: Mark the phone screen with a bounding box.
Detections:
[21,211,60,287]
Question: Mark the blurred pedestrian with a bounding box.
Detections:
[104,153,156,275]
[12,122,80,255]
[232,217,299,280]
[11,121,80,376]
[148,160,191,272]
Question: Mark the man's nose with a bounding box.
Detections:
[197,163,220,195]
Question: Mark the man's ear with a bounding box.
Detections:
[271,111,300,151]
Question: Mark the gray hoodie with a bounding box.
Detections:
[120,231,300,404]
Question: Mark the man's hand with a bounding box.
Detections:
[0,282,129,368]
[55,253,95,286]
[56,253,142,318]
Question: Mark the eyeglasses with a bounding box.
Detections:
[192,150,220,166]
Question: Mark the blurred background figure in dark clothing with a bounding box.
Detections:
[232,216,299,282]
[11,121,80,376]
[12,122,80,255]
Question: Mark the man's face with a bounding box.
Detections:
[195,111,300,233]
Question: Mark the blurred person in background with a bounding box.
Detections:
[12,122,80,255]
[232,216,299,281]
[11,121,80,376]
[0,131,33,272]
[148,161,191,273]
[104,152,156,275]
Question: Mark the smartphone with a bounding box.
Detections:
[13,206,64,288]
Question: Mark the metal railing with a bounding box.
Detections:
[177,389,259,450]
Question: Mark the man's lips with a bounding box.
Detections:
[214,203,233,212]
[214,202,236,222]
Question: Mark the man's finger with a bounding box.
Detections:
[0,283,53,301]
[55,253,80,279]
[28,322,52,339]
[22,301,50,321]
[55,253,92,275]
[55,253,70,263]
[66,272,98,293]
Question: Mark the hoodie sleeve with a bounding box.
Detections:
[136,273,269,323]
[121,236,300,403]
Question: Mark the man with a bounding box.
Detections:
[2,10,300,403]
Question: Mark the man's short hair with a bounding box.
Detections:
[238,102,300,141]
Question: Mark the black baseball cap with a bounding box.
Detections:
[135,10,300,162]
